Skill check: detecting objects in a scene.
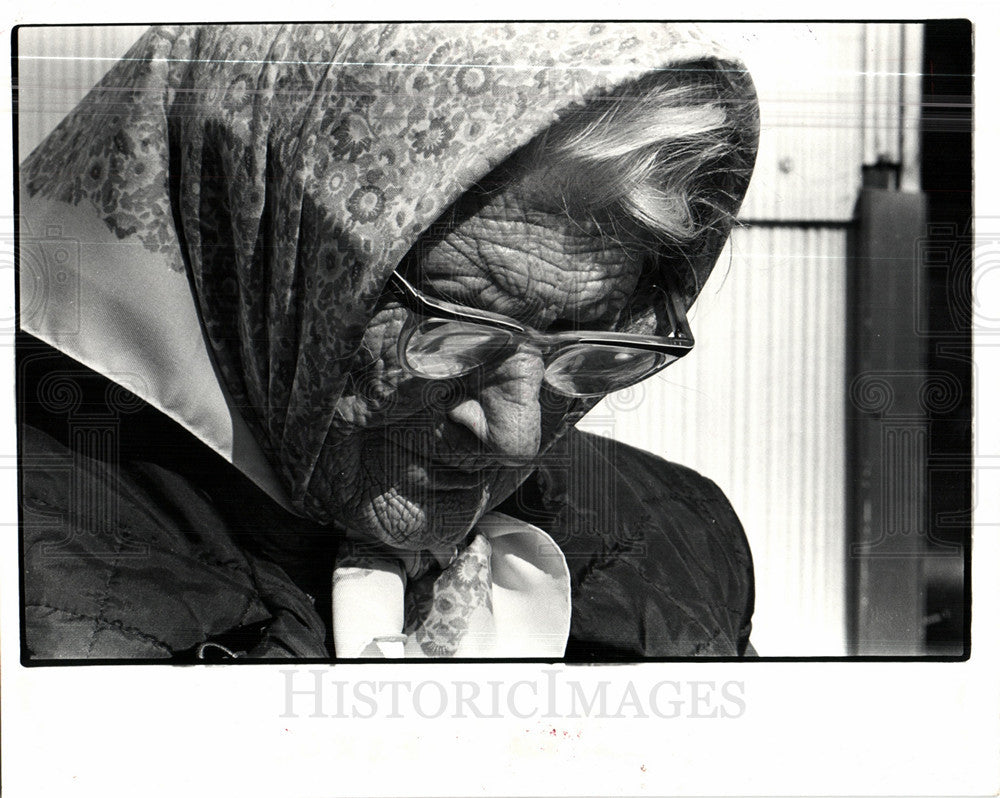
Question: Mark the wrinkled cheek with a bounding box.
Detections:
[359,437,485,547]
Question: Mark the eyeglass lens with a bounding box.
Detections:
[544,345,672,397]
[402,319,673,397]
[403,320,515,378]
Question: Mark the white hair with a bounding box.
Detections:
[519,64,756,293]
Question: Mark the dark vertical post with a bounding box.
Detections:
[846,178,928,655]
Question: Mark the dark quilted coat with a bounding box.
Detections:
[19,339,754,660]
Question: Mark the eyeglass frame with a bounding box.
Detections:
[385,268,695,396]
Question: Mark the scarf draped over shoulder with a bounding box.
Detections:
[20,23,758,524]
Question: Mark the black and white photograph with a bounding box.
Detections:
[3,12,995,798]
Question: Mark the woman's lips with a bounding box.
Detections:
[403,461,486,489]
[379,414,534,479]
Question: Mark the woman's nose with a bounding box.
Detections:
[446,350,545,461]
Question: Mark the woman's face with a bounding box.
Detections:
[324,173,649,550]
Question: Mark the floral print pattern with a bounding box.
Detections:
[20,23,758,528]
[405,534,493,656]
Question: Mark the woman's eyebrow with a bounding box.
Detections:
[412,256,640,334]
[543,317,613,334]
[410,270,534,324]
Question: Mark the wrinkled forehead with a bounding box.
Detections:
[393,164,664,333]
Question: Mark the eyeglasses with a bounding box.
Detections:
[386,269,695,398]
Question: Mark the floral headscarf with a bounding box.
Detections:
[21,23,758,527]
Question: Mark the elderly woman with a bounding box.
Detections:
[19,23,758,659]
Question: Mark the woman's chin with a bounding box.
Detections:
[353,464,536,550]
[349,477,492,550]
[320,434,539,549]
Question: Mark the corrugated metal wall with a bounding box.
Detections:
[583,226,849,654]
[581,24,924,655]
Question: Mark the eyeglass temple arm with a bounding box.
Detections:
[662,288,694,345]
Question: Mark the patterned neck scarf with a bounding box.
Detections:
[21,23,757,528]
